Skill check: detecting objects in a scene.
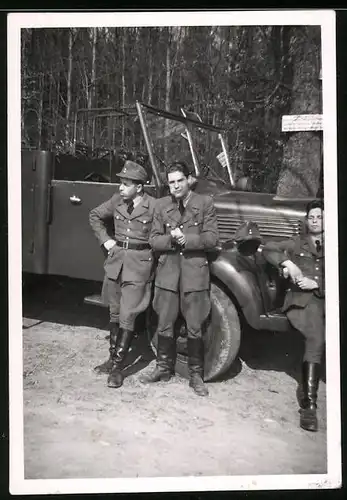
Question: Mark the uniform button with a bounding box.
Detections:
[116,215,119,219]
[143,220,147,224]
[314,276,318,279]
[315,267,319,270]
[149,258,151,261]
[128,220,131,223]
[127,228,130,232]
[126,236,129,240]
[180,225,183,229]
[300,253,304,256]
[166,223,170,227]
[194,222,198,226]
[179,252,183,256]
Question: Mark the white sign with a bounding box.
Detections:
[282,114,323,132]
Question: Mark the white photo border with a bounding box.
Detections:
[8,9,341,495]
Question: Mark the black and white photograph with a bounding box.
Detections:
[8,10,340,495]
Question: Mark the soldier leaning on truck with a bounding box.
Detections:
[89,161,156,389]
[140,161,219,397]
[262,199,325,432]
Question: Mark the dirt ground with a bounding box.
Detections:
[21,276,327,480]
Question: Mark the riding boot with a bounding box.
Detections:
[107,329,134,388]
[299,361,320,432]
[94,322,119,374]
[188,337,209,397]
[140,335,176,383]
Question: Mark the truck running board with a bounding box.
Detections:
[259,311,290,333]
[83,294,107,307]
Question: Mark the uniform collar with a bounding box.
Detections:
[301,234,324,257]
[115,192,150,219]
[165,191,199,225]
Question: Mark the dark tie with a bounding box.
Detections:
[315,240,322,253]
[178,200,185,215]
[127,200,134,215]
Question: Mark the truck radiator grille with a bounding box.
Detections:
[217,214,302,242]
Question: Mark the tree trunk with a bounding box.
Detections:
[37,73,44,149]
[54,77,60,141]
[21,30,27,146]
[65,28,73,143]
[148,31,153,104]
[276,27,322,198]
[48,68,53,149]
[121,29,126,146]
[164,28,171,163]
[89,27,97,151]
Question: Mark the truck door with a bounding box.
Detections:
[47,179,118,282]
[47,177,157,282]
[22,150,53,274]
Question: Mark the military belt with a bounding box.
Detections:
[115,239,151,251]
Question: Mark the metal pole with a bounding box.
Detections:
[184,127,200,176]
[219,133,235,188]
[135,101,162,196]
[180,109,200,176]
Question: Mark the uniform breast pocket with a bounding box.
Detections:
[294,250,311,263]
[137,217,152,233]
[187,218,203,233]
[114,213,126,228]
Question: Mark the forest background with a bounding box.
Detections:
[21,25,323,196]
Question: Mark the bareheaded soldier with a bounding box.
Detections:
[263,199,325,432]
[89,161,156,388]
[141,161,219,396]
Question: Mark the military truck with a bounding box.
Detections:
[22,101,314,381]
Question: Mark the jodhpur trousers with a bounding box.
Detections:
[286,295,325,364]
[152,286,211,339]
[102,273,152,331]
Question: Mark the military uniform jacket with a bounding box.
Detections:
[149,192,219,292]
[263,234,325,312]
[89,192,156,282]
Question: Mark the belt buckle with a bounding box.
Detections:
[122,240,129,250]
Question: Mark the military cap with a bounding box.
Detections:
[234,221,262,243]
[234,221,262,256]
[117,160,148,183]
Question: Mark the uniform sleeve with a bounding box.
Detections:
[262,238,296,267]
[89,196,115,246]
[149,202,175,251]
[184,196,219,251]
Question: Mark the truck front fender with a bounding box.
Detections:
[210,250,263,330]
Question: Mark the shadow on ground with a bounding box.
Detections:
[23,274,109,330]
[23,274,325,384]
[221,324,326,386]
[23,274,155,377]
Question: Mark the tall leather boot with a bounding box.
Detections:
[94,322,119,374]
[140,335,176,383]
[188,337,208,397]
[299,361,320,432]
[107,329,134,388]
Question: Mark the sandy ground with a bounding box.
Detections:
[21,276,327,480]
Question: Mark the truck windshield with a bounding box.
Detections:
[136,102,234,189]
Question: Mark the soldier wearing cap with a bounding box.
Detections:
[89,160,156,388]
[140,161,219,396]
[262,199,325,432]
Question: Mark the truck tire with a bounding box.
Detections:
[146,281,241,382]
